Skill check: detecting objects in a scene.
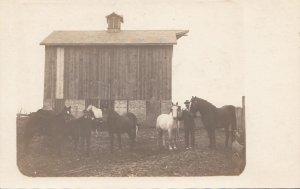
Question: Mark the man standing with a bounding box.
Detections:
[182,100,196,149]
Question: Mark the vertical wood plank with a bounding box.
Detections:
[44,47,50,99]
[55,47,64,99]
[169,46,173,100]
[70,47,75,99]
[136,47,140,100]
[98,47,103,99]
[92,47,98,99]
[75,47,80,99]
[51,47,57,99]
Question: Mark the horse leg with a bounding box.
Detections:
[173,129,177,150]
[109,132,114,153]
[73,135,79,151]
[56,136,62,156]
[225,126,229,148]
[184,127,189,149]
[157,129,163,148]
[168,129,173,150]
[211,129,216,149]
[162,132,166,148]
[191,128,195,148]
[117,133,122,150]
[86,134,91,156]
[127,132,135,151]
[206,129,214,149]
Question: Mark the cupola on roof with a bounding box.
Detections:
[106,12,123,32]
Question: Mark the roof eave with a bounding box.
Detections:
[40,43,176,46]
[176,30,189,39]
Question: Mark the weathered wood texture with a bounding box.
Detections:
[56,47,64,99]
[44,45,173,101]
[44,46,57,100]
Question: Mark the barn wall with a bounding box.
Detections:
[43,45,173,126]
[44,45,172,101]
[44,46,56,100]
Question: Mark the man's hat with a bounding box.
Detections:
[184,100,190,105]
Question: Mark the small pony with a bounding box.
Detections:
[156,102,181,150]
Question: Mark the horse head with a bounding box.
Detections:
[190,96,205,117]
[170,102,180,119]
[62,105,72,121]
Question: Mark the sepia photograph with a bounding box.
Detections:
[16,6,245,177]
[1,0,300,188]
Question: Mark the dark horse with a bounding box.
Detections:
[65,111,101,155]
[102,108,138,153]
[190,96,236,149]
[23,106,72,155]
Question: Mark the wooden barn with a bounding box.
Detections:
[40,12,188,126]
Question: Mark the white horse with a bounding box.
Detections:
[86,105,103,119]
[156,102,181,150]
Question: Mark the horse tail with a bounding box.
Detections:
[125,112,138,138]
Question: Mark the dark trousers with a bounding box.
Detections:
[184,127,195,148]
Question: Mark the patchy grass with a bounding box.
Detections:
[17,118,240,177]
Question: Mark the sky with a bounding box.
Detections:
[2,0,244,113]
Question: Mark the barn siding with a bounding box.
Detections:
[44,46,56,99]
[56,47,64,99]
[43,99,54,110]
[56,45,172,101]
[128,100,146,124]
[114,100,127,115]
[44,45,173,126]
[146,99,161,127]
[54,99,65,112]
[161,100,172,114]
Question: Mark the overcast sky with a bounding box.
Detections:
[0,0,245,112]
[1,0,298,113]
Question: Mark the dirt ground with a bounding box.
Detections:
[17,117,242,177]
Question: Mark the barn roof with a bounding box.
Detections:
[40,30,189,45]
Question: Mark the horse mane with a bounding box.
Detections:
[191,97,218,115]
[195,97,217,109]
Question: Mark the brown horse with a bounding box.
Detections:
[23,106,72,155]
[65,111,101,155]
[102,108,138,153]
[190,96,236,149]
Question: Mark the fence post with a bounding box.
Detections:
[242,96,245,130]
